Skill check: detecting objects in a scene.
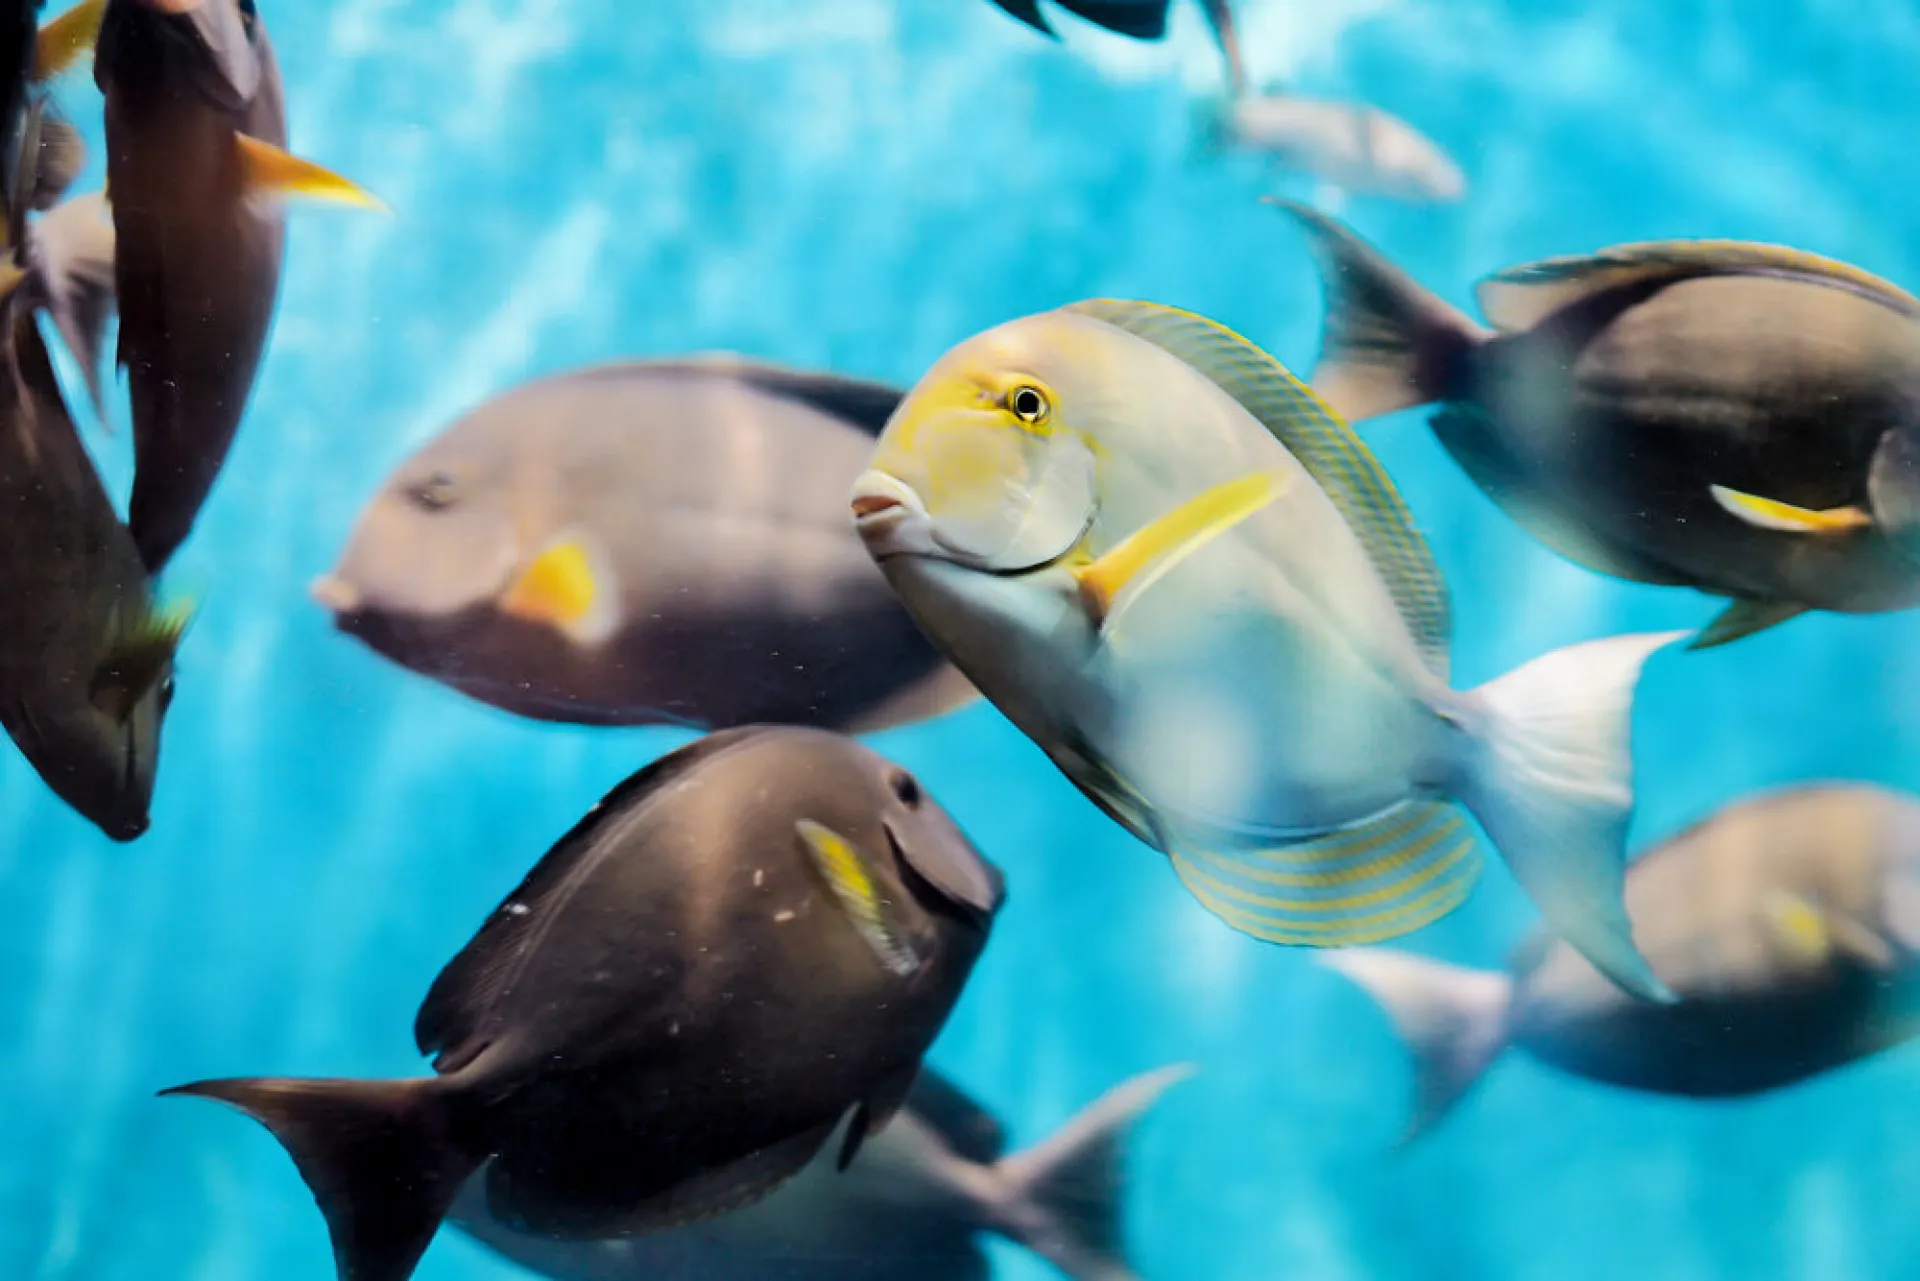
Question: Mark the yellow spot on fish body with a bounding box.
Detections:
[1762,891,1832,963]
[501,541,598,628]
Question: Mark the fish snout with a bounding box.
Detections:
[107,810,152,842]
[310,574,364,615]
[849,471,938,559]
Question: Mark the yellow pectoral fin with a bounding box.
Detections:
[235,134,389,211]
[501,541,598,629]
[32,0,105,82]
[1710,485,1872,535]
[796,820,920,976]
[1074,471,1283,627]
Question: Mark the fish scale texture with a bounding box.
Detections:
[3,2,1920,1281]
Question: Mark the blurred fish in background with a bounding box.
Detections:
[1327,785,1920,1139]
[314,359,978,732]
[451,1065,1189,1281]
[1196,91,1465,205]
[1280,202,1920,648]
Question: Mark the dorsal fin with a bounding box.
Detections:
[1066,298,1452,677]
[1476,241,1920,333]
[413,727,773,1067]
[905,1070,1008,1165]
[628,356,905,437]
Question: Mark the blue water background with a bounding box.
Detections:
[8,1,1920,1278]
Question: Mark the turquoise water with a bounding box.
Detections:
[10,1,1920,1278]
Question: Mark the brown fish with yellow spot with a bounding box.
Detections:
[163,725,1004,1281]
[313,358,977,732]
[97,0,379,573]
[1280,201,1920,648]
[1324,784,1920,1140]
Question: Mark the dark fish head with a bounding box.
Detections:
[840,738,1006,934]
[1869,427,1920,570]
[105,0,265,112]
[14,653,173,842]
[316,440,522,634]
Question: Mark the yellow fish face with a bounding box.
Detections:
[854,318,1103,572]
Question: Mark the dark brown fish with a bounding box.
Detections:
[97,0,375,573]
[0,195,179,842]
[451,1066,1188,1281]
[163,726,1004,1281]
[1325,784,1920,1139]
[1280,201,1920,648]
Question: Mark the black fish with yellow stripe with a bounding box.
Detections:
[97,0,382,573]
[1279,200,1920,649]
[162,726,1003,1281]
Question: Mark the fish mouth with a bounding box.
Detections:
[849,471,939,560]
[310,574,364,614]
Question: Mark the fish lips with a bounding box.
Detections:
[129,0,262,110]
[850,470,1094,576]
[851,472,942,560]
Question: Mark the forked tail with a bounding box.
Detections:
[986,1065,1193,1281]
[162,1074,484,1281]
[1454,630,1687,1004]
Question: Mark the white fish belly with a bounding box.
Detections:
[1095,603,1439,839]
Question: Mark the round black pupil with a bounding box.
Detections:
[894,773,920,805]
[1014,390,1041,419]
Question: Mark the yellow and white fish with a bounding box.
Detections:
[850,299,1684,1001]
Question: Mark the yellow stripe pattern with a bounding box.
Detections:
[1169,802,1482,945]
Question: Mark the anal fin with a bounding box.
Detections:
[1168,802,1482,945]
[1689,597,1808,650]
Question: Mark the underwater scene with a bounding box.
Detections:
[7,1,1920,1279]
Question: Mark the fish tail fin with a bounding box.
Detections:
[1318,949,1512,1142]
[1267,197,1487,421]
[162,1075,483,1281]
[1454,631,1688,1004]
[985,1065,1193,1281]
[27,190,115,425]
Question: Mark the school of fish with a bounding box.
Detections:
[0,1,1913,1279]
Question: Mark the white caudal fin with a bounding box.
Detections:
[1319,949,1512,1141]
[1455,630,1688,1004]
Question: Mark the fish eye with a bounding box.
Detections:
[889,769,922,809]
[160,675,176,710]
[238,0,258,32]
[1006,385,1051,426]
[407,471,459,511]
